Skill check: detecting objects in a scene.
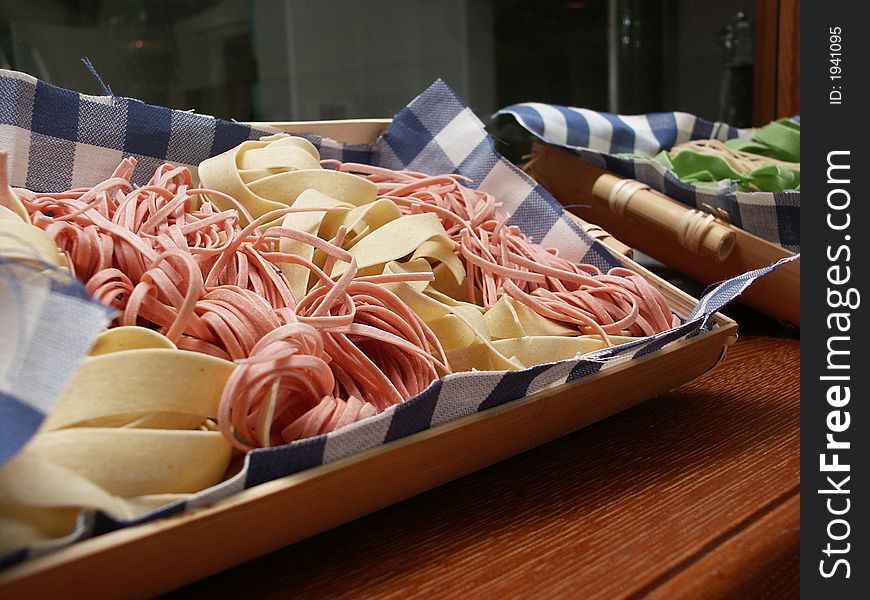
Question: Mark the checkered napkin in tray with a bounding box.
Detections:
[0,69,795,568]
[493,103,800,252]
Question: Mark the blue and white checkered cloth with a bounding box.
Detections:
[0,261,111,468]
[494,103,800,252]
[0,70,795,568]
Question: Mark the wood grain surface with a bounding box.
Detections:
[754,0,780,126]
[755,0,801,124]
[776,0,800,118]
[166,335,800,599]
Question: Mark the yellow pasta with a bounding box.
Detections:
[0,328,234,554]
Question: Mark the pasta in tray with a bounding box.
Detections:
[0,135,680,552]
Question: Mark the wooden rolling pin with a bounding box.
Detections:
[591,174,735,263]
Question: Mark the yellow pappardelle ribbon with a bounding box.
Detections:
[384,277,634,371]
[0,201,65,268]
[198,135,378,224]
[0,327,235,554]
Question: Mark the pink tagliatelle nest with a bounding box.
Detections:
[19,159,448,450]
[328,162,680,341]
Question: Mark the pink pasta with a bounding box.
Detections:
[21,160,448,450]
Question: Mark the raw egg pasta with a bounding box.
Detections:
[0,134,683,552]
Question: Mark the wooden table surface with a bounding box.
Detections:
[166,324,800,599]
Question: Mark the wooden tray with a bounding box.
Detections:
[0,122,739,599]
[525,141,800,326]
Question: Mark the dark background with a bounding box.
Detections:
[1,0,754,124]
